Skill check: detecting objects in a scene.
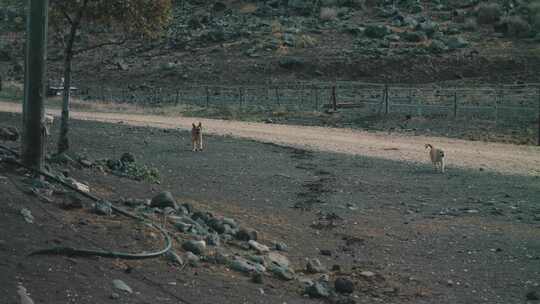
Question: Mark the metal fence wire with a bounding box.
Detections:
[77,81,540,123]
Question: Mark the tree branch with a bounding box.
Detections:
[62,10,73,25]
[72,39,127,55]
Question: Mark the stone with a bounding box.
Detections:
[248,240,270,253]
[151,191,178,209]
[267,252,290,268]
[165,250,184,266]
[222,217,238,228]
[402,31,426,42]
[305,282,330,298]
[212,250,230,265]
[320,249,332,256]
[307,258,326,273]
[182,240,206,255]
[17,285,34,304]
[93,200,113,216]
[186,252,200,266]
[359,271,375,278]
[207,218,226,234]
[335,277,354,294]
[236,228,258,241]
[20,208,34,224]
[273,241,288,252]
[110,293,120,300]
[112,279,133,294]
[269,265,295,281]
[230,257,266,274]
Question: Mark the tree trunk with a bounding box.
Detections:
[57,50,72,154]
[21,0,49,170]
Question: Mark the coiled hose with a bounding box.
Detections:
[0,144,172,260]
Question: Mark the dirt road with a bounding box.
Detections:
[1,102,538,175]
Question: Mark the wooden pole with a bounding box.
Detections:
[453,90,458,118]
[537,87,540,146]
[332,85,337,111]
[22,0,49,170]
[384,84,389,115]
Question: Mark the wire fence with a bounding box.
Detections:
[77,81,540,124]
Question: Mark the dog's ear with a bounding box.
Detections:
[192,123,196,128]
[198,122,202,127]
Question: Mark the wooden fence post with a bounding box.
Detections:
[384,84,389,115]
[537,87,540,146]
[453,90,458,118]
[331,85,337,111]
[205,86,210,107]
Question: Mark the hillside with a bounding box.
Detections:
[1,0,540,89]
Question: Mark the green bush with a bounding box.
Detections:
[476,2,502,24]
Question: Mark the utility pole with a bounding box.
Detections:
[22,0,49,170]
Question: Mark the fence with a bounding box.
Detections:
[78,81,540,123]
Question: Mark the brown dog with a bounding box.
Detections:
[191,122,203,152]
[425,144,445,173]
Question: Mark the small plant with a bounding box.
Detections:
[320,7,338,21]
[476,2,502,24]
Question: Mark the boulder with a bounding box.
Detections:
[151,191,178,209]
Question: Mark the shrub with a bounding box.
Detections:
[505,16,531,38]
[476,2,502,24]
[320,7,338,21]
[462,18,478,31]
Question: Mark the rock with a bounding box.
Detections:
[207,218,226,234]
[307,258,326,273]
[335,277,354,294]
[17,285,34,304]
[185,252,200,266]
[182,240,206,255]
[359,271,375,278]
[305,282,330,298]
[320,249,332,256]
[428,40,448,53]
[248,240,270,253]
[364,25,391,39]
[222,217,238,228]
[331,264,341,271]
[20,208,34,224]
[110,292,120,300]
[267,252,290,268]
[236,228,258,241]
[526,290,539,301]
[269,265,295,281]
[112,279,133,294]
[93,200,113,216]
[151,191,178,209]
[165,250,184,266]
[273,241,288,252]
[230,257,266,274]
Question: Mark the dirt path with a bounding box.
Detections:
[1,102,538,175]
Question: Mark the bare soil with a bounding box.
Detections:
[0,110,539,304]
